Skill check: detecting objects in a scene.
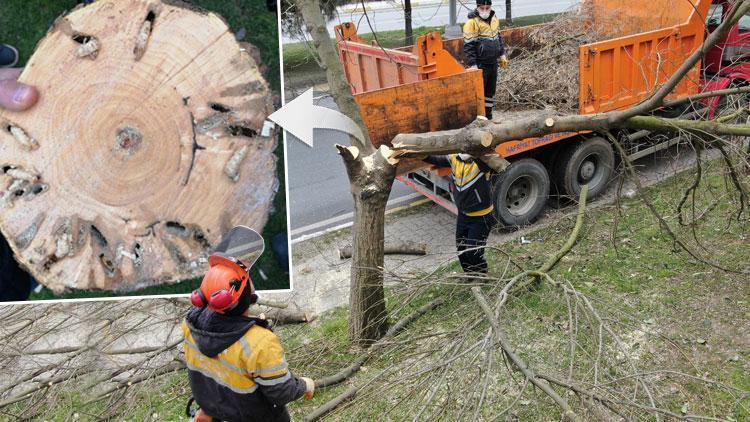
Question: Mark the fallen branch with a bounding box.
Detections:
[303,367,389,422]
[314,298,444,388]
[538,184,589,273]
[471,287,580,421]
[338,241,427,259]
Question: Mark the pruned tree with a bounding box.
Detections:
[0,0,278,292]
[296,0,750,346]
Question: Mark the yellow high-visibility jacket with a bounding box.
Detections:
[182,308,306,422]
[425,154,494,217]
[462,10,505,67]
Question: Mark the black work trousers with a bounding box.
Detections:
[479,62,498,118]
[456,212,495,274]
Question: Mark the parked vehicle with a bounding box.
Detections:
[334,0,749,226]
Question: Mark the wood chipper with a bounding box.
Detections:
[334,0,750,227]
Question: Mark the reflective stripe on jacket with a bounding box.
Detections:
[182,308,306,422]
[425,154,494,216]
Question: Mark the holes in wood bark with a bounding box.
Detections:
[192,228,210,249]
[133,242,143,266]
[134,10,156,60]
[210,103,232,113]
[227,125,257,138]
[165,221,190,237]
[73,33,99,59]
[71,34,92,44]
[162,238,187,265]
[29,183,48,195]
[5,124,39,150]
[224,145,248,182]
[41,254,59,271]
[0,163,45,205]
[1,179,29,207]
[54,218,73,259]
[99,253,116,276]
[90,225,108,247]
[15,213,45,251]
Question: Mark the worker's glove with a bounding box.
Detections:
[300,377,315,400]
[500,55,509,69]
[468,65,478,70]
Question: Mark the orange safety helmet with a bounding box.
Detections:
[190,253,256,313]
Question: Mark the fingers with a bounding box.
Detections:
[0,77,39,111]
[0,68,23,81]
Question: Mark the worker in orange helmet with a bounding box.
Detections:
[183,252,314,422]
[463,0,508,118]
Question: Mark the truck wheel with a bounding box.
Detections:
[492,158,550,227]
[553,136,614,200]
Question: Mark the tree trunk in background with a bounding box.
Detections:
[405,0,414,46]
[0,0,277,292]
[505,0,513,26]
[297,0,395,345]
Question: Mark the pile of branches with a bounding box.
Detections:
[0,296,307,419]
[495,4,629,113]
[289,163,749,420]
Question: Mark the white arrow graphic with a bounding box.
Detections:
[267,88,366,148]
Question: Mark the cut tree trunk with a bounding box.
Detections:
[337,144,398,345]
[0,0,277,292]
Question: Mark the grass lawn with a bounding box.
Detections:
[14,154,748,420]
[0,0,290,297]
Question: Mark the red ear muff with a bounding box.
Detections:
[190,288,207,308]
[208,288,235,311]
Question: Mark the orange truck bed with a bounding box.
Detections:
[335,0,711,162]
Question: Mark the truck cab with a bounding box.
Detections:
[705,0,750,75]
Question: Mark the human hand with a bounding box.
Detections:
[300,376,315,400]
[0,69,39,111]
[500,55,509,69]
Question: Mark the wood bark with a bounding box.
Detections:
[297,0,398,344]
[0,1,277,292]
[337,145,398,344]
[338,240,427,259]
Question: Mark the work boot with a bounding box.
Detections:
[0,44,19,68]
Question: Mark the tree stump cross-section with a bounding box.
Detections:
[0,0,278,293]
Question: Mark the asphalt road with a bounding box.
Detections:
[284,0,581,238]
[286,94,419,239]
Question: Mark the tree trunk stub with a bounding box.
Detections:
[338,145,397,344]
[0,0,277,292]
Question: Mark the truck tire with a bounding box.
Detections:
[492,158,550,227]
[553,136,614,200]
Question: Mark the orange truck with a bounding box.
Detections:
[335,0,750,226]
